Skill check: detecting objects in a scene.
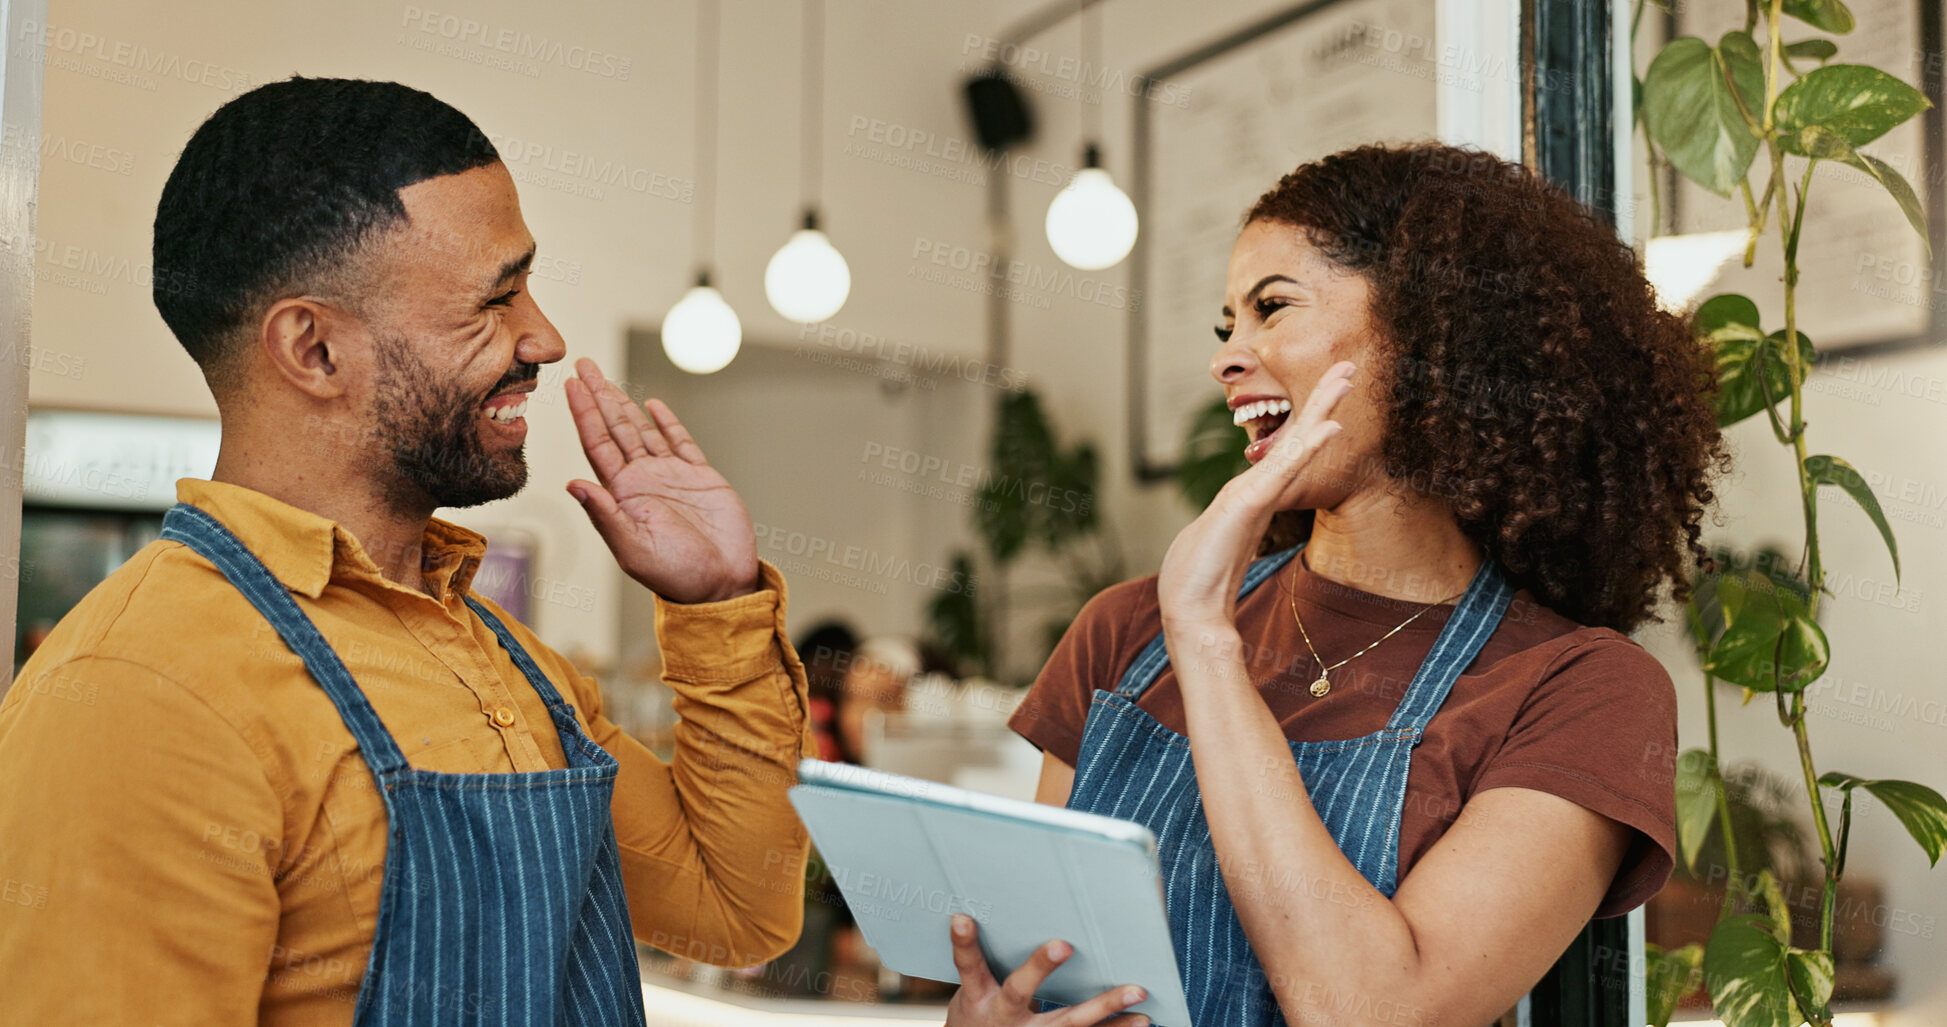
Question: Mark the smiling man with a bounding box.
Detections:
[0,78,813,1026]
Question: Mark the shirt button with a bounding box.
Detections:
[491,707,517,728]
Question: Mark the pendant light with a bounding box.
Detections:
[1044,0,1137,271]
[764,0,851,323]
[663,0,741,374]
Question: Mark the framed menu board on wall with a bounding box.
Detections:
[1127,0,1443,480]
[1663,0,1944,357]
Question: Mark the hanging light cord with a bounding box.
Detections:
[801,0,823,221]
[1080,0,1102,146]
[694,0,719,278]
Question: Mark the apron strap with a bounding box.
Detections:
[160,502,414,776]
[463,597,574,710]
[1381,556,1515,732]
[1111,545,1303,699]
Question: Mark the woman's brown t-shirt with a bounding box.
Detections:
[1006,551,1678,917]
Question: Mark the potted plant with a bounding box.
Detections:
[927,389,1122,684]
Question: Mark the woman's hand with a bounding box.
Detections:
[943,914,1151,1027]
[1156,361,1355,632]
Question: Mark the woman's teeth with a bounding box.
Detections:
[486,398,528,423]
[1230,398,1292,425]
[1233,398,1293,441]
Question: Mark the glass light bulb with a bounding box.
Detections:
[660,284,742,374]
[1045,167,1139,271]
[764,228,852,323]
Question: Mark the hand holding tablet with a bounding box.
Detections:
[943,915,1152,1027]
[786,759,1192,1025]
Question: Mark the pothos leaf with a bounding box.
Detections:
[1689,548,1793,670]
[1644,36,1766,195]
[1781,121,1930,260]
[1646,942,1706,1027]
[1782,39,1839,62]
[1804,454,1900,582]
[1835,149,1931,258]
[1781,0,1856,34]
[1703,914,1793,1027]
[1686,587,1716,655]
[1701,292,1816,429]
[1695,293,1763,337]
[1820,772,1947,866]
[1675,748,1723,873]
[1786,947,1836,1024]
[1775,64,1930,152]
[1704,576,1831,692]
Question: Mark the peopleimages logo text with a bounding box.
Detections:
[15,21,253,92]
[400,7,633,80]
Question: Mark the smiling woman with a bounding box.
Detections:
[1234,143,1727,633]
[950,142,1730,1027]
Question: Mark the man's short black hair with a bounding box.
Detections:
[152,77,502,391]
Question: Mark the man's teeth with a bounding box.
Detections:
[1231,398,1293,427]
[487,398,528,424]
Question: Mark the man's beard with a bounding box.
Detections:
[370,329,533,511]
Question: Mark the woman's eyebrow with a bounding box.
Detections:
[1221,273,1299,318]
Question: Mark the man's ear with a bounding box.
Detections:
[259,298,357,400]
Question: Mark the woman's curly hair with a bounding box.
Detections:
[1248,142,1727,633]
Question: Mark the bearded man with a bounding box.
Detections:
[0,77,813,1027]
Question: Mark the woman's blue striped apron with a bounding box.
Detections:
[161,502,647,1027]
[1064,543,1512,1027]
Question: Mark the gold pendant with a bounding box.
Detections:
[1309,675,1331,698]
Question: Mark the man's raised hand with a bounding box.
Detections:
[563,357,760,603]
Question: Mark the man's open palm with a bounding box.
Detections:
[563,357,760,604]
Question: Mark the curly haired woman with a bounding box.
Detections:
[943,142,1726,1027]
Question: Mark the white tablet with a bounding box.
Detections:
[788,759,1191,1027]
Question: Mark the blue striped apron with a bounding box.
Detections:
[160,502,647,1027]
[1064,543,1512,1027]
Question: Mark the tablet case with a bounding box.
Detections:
[788,760,1192,1026]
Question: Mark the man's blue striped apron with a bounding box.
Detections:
[1064,543,1513,1027]
[161,502,647,1027]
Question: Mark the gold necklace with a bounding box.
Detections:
[1286,560,1467,697]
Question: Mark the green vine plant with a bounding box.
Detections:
[1638,0,1947,1024]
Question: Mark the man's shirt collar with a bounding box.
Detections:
[173,478,488,601]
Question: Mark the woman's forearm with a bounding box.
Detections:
[1165,619,1432,1026]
